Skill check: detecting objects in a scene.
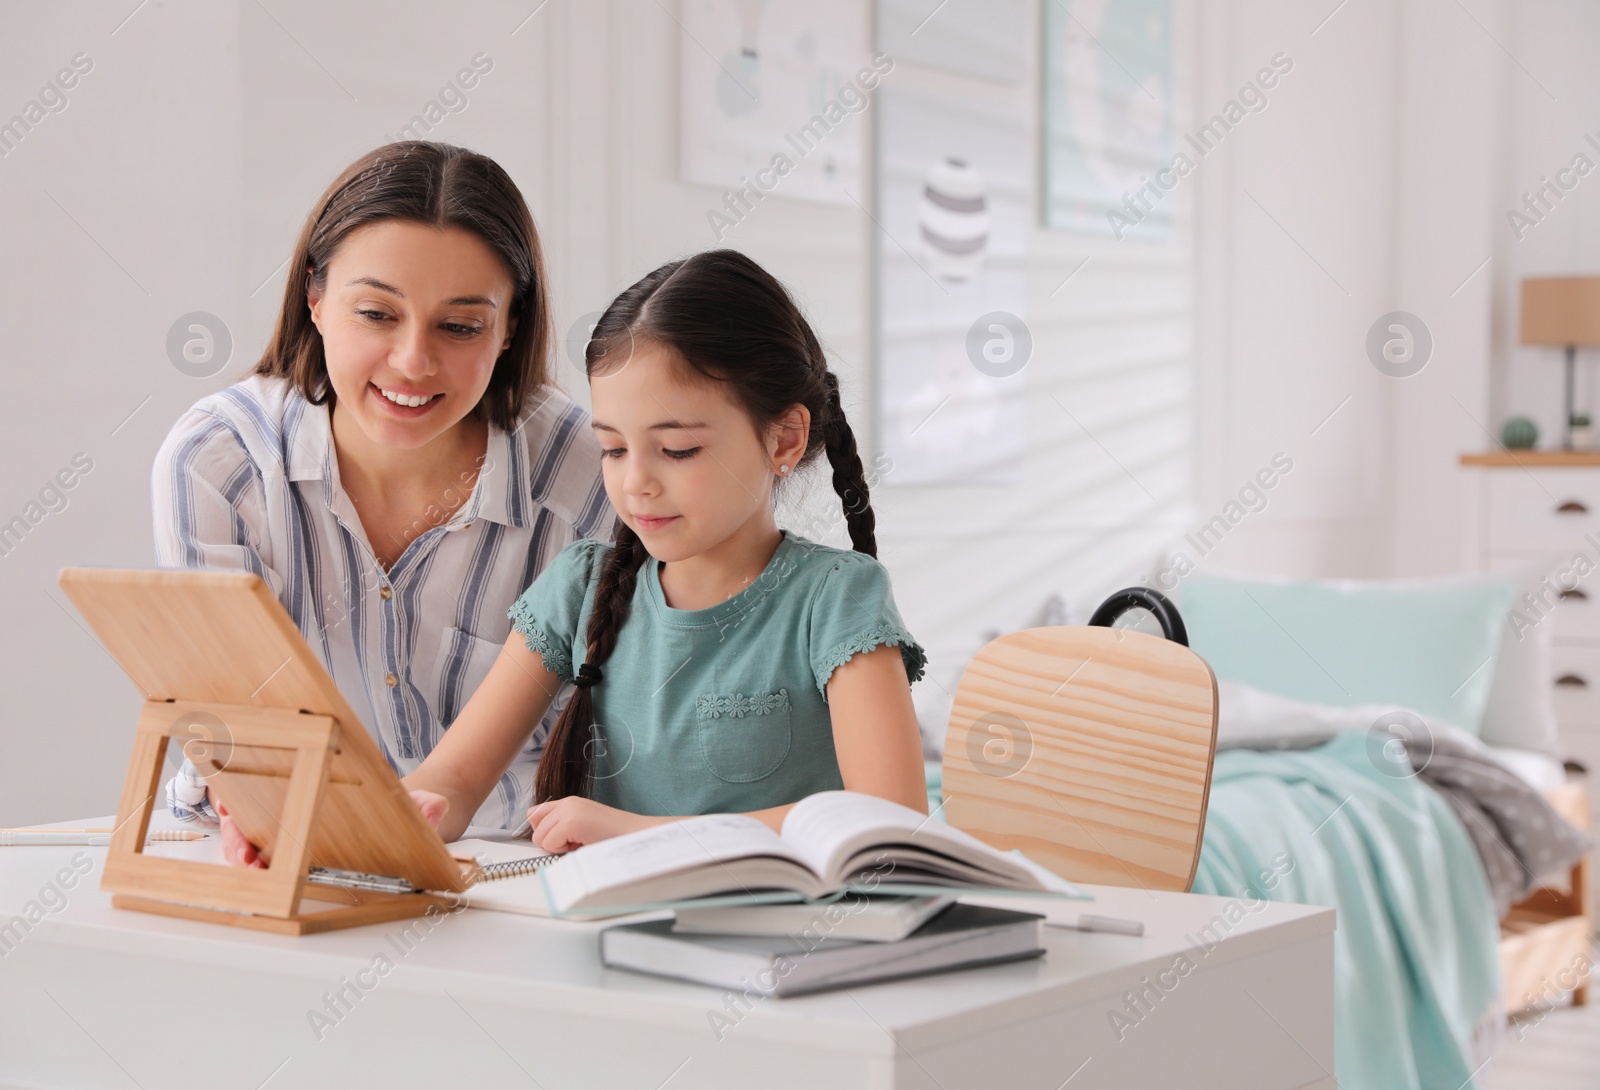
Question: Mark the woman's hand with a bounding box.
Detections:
[527,797,659,853]
[214,797,266,869]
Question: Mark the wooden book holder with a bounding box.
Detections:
[59,568,483,935]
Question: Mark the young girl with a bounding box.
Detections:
[403,249,930,850]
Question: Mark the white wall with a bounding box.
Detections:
[0,2,243,827]
[1491,1,1600,444]
[9,0,1567,824]
[1190,0,1405,580]
[1187,0,1551,582]
[1389,0,1503,576]
[1189,0,1600,584]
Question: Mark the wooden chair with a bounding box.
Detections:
[942,588,1219,893]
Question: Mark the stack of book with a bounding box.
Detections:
[609,897,1049,997]
[533,791,1090,997]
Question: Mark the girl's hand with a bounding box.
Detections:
[408,789,450,831]
[214,797,266,869]
[527,797,656,853]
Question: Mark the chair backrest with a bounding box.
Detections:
[941,625,1219,893]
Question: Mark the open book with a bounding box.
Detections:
[539,791,1091,916]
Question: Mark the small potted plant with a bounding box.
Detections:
[1571,412,1594,450]
[1501,416,1538,450]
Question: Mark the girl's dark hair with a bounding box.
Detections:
[535,249,877,803]
[253,141,551,430]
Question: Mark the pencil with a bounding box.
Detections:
[0,830,210,846]
[1,828,209,839]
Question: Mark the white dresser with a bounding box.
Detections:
[1465,451,1600,921]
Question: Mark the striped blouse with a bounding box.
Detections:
[152,374,614,832]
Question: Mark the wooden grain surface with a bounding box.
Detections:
[942,626,1218,893]
[59,568,476,914]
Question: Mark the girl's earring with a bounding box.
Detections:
[778,464,790,475]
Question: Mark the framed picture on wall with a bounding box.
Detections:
[1042,0,1174,239]
[875,0,1028,85]
[679,0,874,218]
[874,84,1029,485]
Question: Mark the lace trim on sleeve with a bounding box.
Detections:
[508,598,574,682]
[816,622,929,693]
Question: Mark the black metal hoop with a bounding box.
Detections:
[1086,587,1189,646]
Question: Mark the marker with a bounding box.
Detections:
[1045,913,1145,936]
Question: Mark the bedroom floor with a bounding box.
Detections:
[1478,991,1599,1088]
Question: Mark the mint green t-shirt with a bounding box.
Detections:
[507,529,927,816]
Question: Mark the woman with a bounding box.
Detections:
[154,141,611,845]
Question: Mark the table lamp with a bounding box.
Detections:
[1521,276,1600,450]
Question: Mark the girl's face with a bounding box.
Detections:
[589,343,803,562]
[308,220,517,451]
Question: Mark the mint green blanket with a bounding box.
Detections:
[922,733,1500,1087]
[1192,732,1501,1090]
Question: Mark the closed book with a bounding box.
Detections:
[600,902,1045,997]
[672,894,957,943]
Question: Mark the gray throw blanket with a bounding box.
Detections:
[1209,682,1589,918]
[1382,721,1592,919]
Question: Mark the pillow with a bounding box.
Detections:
[1202,565,1558,756]
[1178,573,1517,734]
[1476,563,1561,758]
[1215,680,1340,750]
[1216,679,1457,752]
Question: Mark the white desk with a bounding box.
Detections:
[0,812,1334,1090]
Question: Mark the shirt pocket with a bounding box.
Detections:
[436,626,504,721]
[695,688,793,783]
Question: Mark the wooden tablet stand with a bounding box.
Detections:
[60,568,483,936]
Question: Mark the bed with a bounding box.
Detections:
[1189,687,1588,1090]
[921,565,1593,1090]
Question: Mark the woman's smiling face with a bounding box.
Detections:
[308,220,517,450]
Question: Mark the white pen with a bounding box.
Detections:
[1045,913,1145,936]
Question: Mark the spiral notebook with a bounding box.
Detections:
[447,838,638,920]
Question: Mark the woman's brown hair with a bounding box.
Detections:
[534,249,877,803]
[253,141,551,430]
